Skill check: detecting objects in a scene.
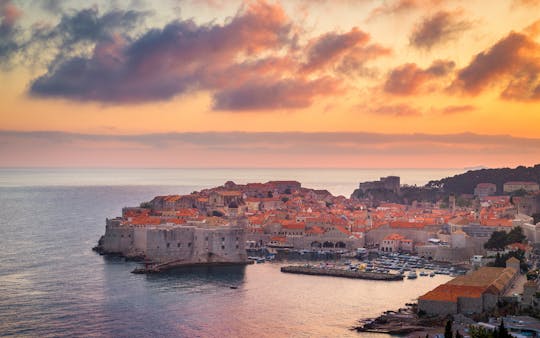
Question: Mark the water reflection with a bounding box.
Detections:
[144,265,247,290]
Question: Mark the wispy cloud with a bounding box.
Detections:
[410,10,472,49]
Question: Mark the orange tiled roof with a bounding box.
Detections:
[419,284,487,302]
[307,226,324,235]
[281,221,306,230]
[384,233,406,241]
[481,218,513,227]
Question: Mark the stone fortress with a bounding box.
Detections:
[100,218,247,264]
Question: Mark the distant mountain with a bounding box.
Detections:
[425,164,540,195]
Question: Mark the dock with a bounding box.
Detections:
[280,265,404,281]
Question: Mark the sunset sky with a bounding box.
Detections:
[1,0,540,168]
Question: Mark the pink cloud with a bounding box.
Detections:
[384,60,455,95]
[451,26,540,100]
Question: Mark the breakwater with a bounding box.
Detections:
[132,260,254,274]
[280,265,404,281]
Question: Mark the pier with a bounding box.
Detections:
[280,265,404,281]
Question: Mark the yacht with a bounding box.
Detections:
[407,270,418,279]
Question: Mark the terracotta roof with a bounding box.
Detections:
[420,266,517,303]
[281,221,306,230]
[307,226,324,235]
[419,284,487,302]
[384,233,406,241]
[507,243,531,251]
[217,191,242,196]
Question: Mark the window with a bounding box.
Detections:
[177,243,181,248]
[222,237,225,241]
[166,243,170,248]
[221,245,225,250]
[236,245,239,249]
[205,236,208,241]
[188,242,191,247]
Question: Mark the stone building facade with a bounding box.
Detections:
[101,218,247,264]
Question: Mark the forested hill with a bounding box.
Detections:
[425,164,540,195]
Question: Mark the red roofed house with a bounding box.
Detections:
[380,233,413,252]
[419,259,519,316]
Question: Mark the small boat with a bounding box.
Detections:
[429,271,435,277]
[419,271,428,277]
[256,257,266,263]
[407,271,417,279]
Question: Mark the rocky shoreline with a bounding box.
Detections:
[352,304,445,335]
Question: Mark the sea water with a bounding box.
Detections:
[0,168,459,337]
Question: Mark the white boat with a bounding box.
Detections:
[419,271,428,277]
[407,271,418,279]
[429,271,435,277]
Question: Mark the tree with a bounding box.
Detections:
[484,227,525,250]
[484,231,509,250]
[445,320,453,338]
[488,249,528,272]
[469,325,494,338]
[507,226,526,244]
[497,320,511,338]
[455,330,463,338]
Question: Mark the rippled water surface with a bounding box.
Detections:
[0,169,457,337]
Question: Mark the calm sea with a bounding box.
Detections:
[0,168,459,337]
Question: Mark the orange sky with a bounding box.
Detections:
[1,0,540,168]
